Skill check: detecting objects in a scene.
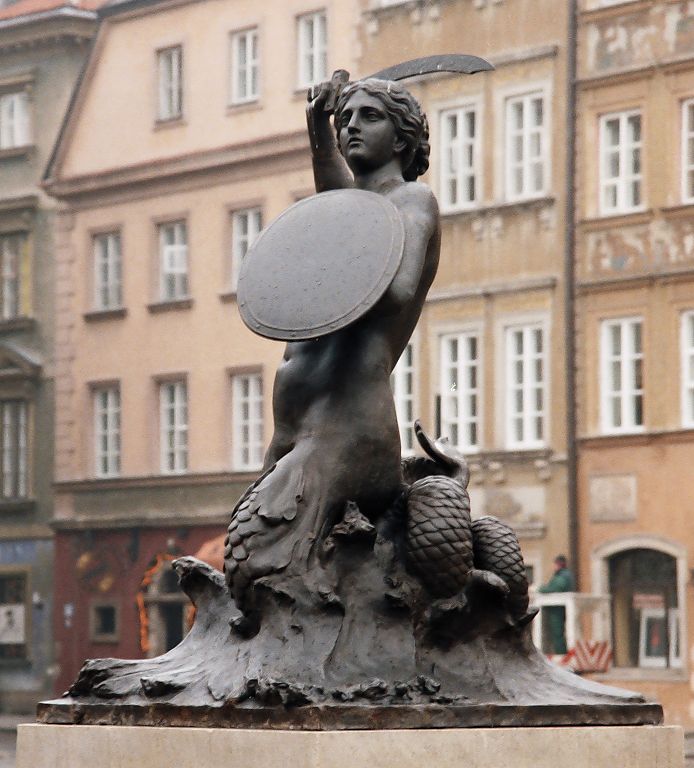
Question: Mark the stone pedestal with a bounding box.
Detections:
[17,723,683,768]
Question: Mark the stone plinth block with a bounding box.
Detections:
[17,724,683,768]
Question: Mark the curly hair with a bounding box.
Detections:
[333,79,430,182]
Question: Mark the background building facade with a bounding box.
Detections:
[575,0,694,727]
[364,0,573,596]
[0,0,98,712]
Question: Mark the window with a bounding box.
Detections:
[0,400,27,499]
[93,232,122,310]
[505,324,545,448]
[391,343,416,455]
[230,208,261,291]
[682,312,694,427]
[230,28,259,104]
[600,110,642,214]
[158,221,188,301]
[232,373,263,470]
[608,548,681,669]
[600,317,643,433]
[0,233,24,320]
[682,99,694,203]
[93,385,120,478]
[90,602,119,643]
[160,380,187,474]
[0,572,27,659]
[440,332,481,451]
[440,106,479,211]
[157,46,182,121]
[0,91,30,150]
[297,11,327,88]
[505,92,546,200]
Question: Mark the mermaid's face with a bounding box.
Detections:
[337,90,405,175]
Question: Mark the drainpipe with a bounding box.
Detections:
[564,0,580,587]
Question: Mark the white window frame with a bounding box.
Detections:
[600,317,644,434]
[297,10,327,88]
[0,400,27,499]
[440,331,481,452]
[0,91,30,150]
[439,104,480,212]
[159,380,188,474]
[391,343,416,456]
[230,208,262,291]
[93,232,122,311]
[599,110,643,215]
[0,233,23,320]
[681,98,694,204]
[232,373,264,471]
[93,385,120,479]
[230,28,260,105]
[504,323,546,449]
[157,46,183,121]
[680,311,694,427]
[638,607,682,669]
[504,91,547,202]
[158,221,188,301]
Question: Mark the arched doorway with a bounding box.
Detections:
[592,537,686,671]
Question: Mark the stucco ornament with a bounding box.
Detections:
[40,59,661,729]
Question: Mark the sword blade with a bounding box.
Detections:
[367,53,493,82]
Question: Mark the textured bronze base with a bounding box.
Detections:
[38,700,663,730]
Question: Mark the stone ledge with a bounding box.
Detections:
[17,724,684,768]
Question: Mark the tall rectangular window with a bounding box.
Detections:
[600,110,642,214]
[505,92,546,201]
[0,400,27,499]
[230,208,262,291]
[94,386,120,478]
[232,373,264,470]
[0,233,24,320]
[0,573,27,660]
[0,91,30,149]
[157,46,183,121]
[158,221,188,301]
[440,106,478,211]
[505,325,545,448]
[160,380,187,474]
[682,99,694,203]
[681,312,694,427]
[297,11,327,88]
[440,332,480,451]
[93,232,122,310]
[600,318,643,433]
[391,343,415,455]
[230,28,259,104]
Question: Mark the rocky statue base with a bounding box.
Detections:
[17,724,684,768]
[39,548,660,728]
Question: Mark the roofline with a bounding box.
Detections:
[98,0,173,19]
[0,5,98,31]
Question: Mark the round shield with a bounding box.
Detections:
[238,188,405,341]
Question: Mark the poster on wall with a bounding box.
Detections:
[0,603,25,645]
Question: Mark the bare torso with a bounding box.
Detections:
[265,181,440,515]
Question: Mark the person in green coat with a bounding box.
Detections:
[538,555,575,655]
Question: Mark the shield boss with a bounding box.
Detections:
[238,188,405,340]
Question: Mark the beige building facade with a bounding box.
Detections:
[44,0,363,693]
[575,0,694,726]
[362,0,572,594]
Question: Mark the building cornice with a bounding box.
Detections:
[578,427,694,449]
[428,275,558,303]
[54,470,257,493]
[0,9,96,52]
[577,265,694,294]
[0,194,38,215]
[44,129,310,205]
